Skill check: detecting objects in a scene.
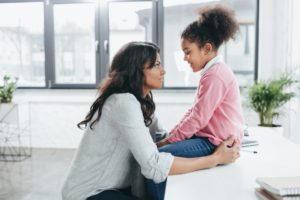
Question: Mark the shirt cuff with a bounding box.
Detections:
[166,134,181,143]
[145,152,174,183]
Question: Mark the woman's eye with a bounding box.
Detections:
[154,62,161,67]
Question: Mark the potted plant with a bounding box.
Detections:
[248,74,296,127]
[0,75,18,103]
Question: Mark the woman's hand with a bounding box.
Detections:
[212,136,240,165]
[156,137,171,148]
[169,136,240,175]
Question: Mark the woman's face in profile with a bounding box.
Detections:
[143,53,166,95]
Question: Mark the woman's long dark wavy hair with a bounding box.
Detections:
[77,42,159,129]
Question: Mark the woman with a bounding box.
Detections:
[61,42,240,200]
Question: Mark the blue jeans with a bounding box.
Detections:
[87,188,139,200]
[145,136,216,200]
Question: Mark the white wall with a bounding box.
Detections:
[8,88,268,148]
[11,90,195,148]
[258,0,297,79]
[258,0,300,144]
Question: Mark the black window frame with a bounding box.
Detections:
[0,0,259,89]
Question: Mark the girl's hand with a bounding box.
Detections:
[156,138,171,148]
[213,136,240,165]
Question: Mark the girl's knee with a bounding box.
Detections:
[158,144,173,153]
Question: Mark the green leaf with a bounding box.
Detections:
[0,75,18,103]
[248,74,296,126]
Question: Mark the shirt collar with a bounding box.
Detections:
[200,55,223,76]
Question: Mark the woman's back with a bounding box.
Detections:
[62,93,173,200]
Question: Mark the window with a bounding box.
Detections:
[0,0,258,89]
[53,3,96,84]
[222,0,257,88]
[108,1,153,62]
[224,23,256,87]
[0,2,44,87]
[162,0,257,88]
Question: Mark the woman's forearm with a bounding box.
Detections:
[168,137,239,175]
[168,154,219,175]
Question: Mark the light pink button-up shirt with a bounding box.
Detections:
[167,56,244,146]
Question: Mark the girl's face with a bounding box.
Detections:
[181,38,214,72]
[143,53,165,96]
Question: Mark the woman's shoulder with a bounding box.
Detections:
[108,93,138,103]
[106,93,144,125]
[106,93,140,111]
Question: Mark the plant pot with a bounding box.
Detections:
[254,125,284,137]
[0,99,12,103]
[258,124,282,128]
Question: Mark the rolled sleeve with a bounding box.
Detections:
[144,152,174,183]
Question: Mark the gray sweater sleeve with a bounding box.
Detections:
[148,115,168,142]
[112,94,174,183]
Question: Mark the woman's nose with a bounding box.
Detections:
[161,66,166,75]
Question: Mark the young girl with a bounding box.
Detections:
[61,42,239,200]
[148,4,244,200]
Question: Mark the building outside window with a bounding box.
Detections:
[0,2,44,87]
[53,3,96,84]
[0,0,258,89]
[162,0,257,88]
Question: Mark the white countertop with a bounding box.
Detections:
[165,127,300,200]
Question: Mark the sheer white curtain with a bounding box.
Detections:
[259,0,300,144]
[286,0,300,144]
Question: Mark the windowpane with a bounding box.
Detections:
[163,1,202,87]
[109,1,152,62]
[224,24,256,87]
[0,2,44,87]
[54,3,96,84]
[163,0,257,87]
